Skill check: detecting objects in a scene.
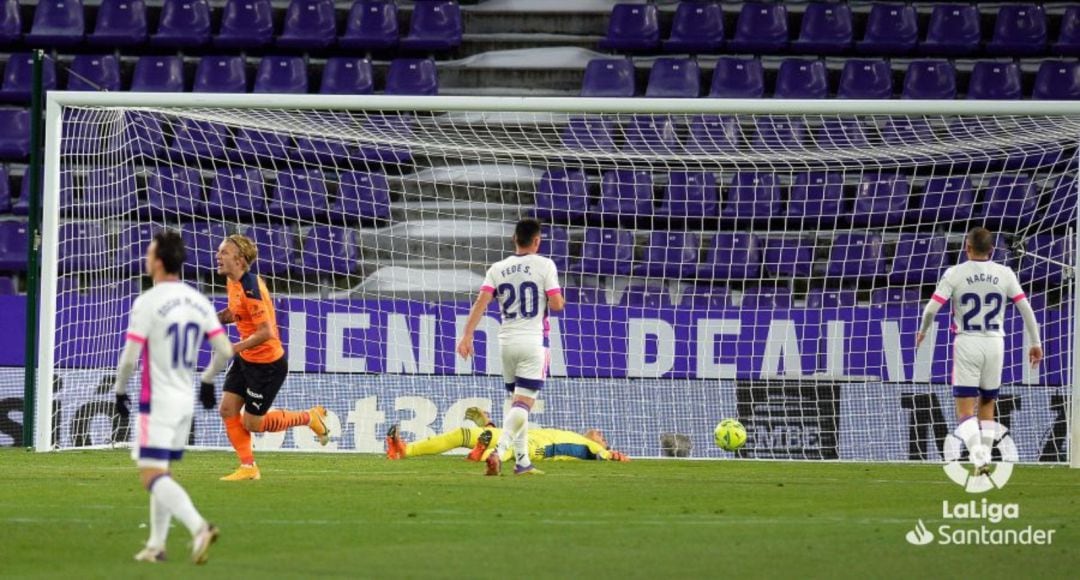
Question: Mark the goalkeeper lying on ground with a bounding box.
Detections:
[385,407,630,463]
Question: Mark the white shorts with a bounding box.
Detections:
[131,411,193,469]
[952,335,1004,391]
[501,342,550,395]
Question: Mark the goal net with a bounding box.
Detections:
[36,94,1080,464]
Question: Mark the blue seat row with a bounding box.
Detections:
[0,0,461,52]
[582,57,1080,100]
[534,170,1074,231]
[603,2,1079,57]
[0,54,438,104]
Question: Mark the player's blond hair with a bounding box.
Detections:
[225,234,258,268]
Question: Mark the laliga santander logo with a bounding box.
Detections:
[942,419,1018,493]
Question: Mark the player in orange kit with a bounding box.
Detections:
[207,234,330,481]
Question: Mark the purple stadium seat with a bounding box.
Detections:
[1032,61,1080,99]
[623,114,680,154]
[215,0,273,49]
[401,0,461,51]
[922,4,980,56]
[194,56,247,93]
[321,57,374,95]
[1019,235,1069,285]
[686,114,741,154]
[58,221,109,273]
[774,59,828,99]
[635,231,699,278]
[179,222,229,275]
[66,55,121,91]
[0,108,29,159]
[752,116,806,152]
[277,0,336,50]
[115,223,154,273]
[294,133,356,165]
[981,175,1037,229]
[682,284,729,310]
[121,112,165,159]
[722,172,780,225]
[987,4,1047,56]
[131,56,184,92]
[173,119,230,160]
[659,171,718,218]
[968,62,1022,100]
[270,169,329,222]
[27,0,84,47]
[1053,6,1080,56]
[563,285,606,306]
[69,167,139,216]
[763,237,814,277]
[646,58,700,98]
[151,0,210,48]
[817,118,870,150]
[663,1,723,53]
[534,168,590,222]
[540,227,571,273]
[788,172,843,227]
[1,53,57,103]
[12,172,31,215]
[827,234,885,280]
[700,233,761,280]
[243,225,297,277]
[903,61,956,99]
[881,116,935,147]
[709,57,764,98]
[89,0,146,47]
[0,0,22,45]
[740,286,792,310]
[870,288,922,307]
[793,2,852,54]
[837,59,892,99]
[728,3,788,54]
[581,58,635,97]
[620,283,675,309]
[145,167,204,218]
[574,229,634,275]
[599,3,659,52]
[857,3,918,55]
[0,166,9,212]
[598,170,653,219]
[0,220,28,270]
[340,0,398,51]
[255,56,308,94]
[331,170,391,225]
[0,276,15,294]
[806,289,857,308]
[232,128,290,163]
[920,176,975,222]
[561,117,616,152]
[385,59,438,95]
[207,168,267,219]
[851,174,911,227]
[888,234,948,285]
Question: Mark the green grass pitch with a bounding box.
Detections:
[1,449,1077,579]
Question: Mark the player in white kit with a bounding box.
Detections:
[456,219,565,476]
[916,227,1043,470]
[112,230,233,564]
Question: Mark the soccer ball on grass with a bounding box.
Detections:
[714,419,747,452]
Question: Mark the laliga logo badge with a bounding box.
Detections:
[942,419,1017,493]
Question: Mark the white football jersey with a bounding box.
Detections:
[124,281,224,412]
[481,253,562,345]
[931,259,1027,338]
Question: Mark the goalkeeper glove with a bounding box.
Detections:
[199,381,217,410]
[114,393,130,419]
[609,450,630,462]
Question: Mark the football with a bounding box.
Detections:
[714,419,747,452]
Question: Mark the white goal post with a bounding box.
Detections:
[35,91,1080,467]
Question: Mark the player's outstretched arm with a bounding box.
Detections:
[456,291,494,359]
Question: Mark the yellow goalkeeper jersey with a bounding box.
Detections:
[488,428,613,462]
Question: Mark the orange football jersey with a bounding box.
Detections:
[227,272,284,364]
